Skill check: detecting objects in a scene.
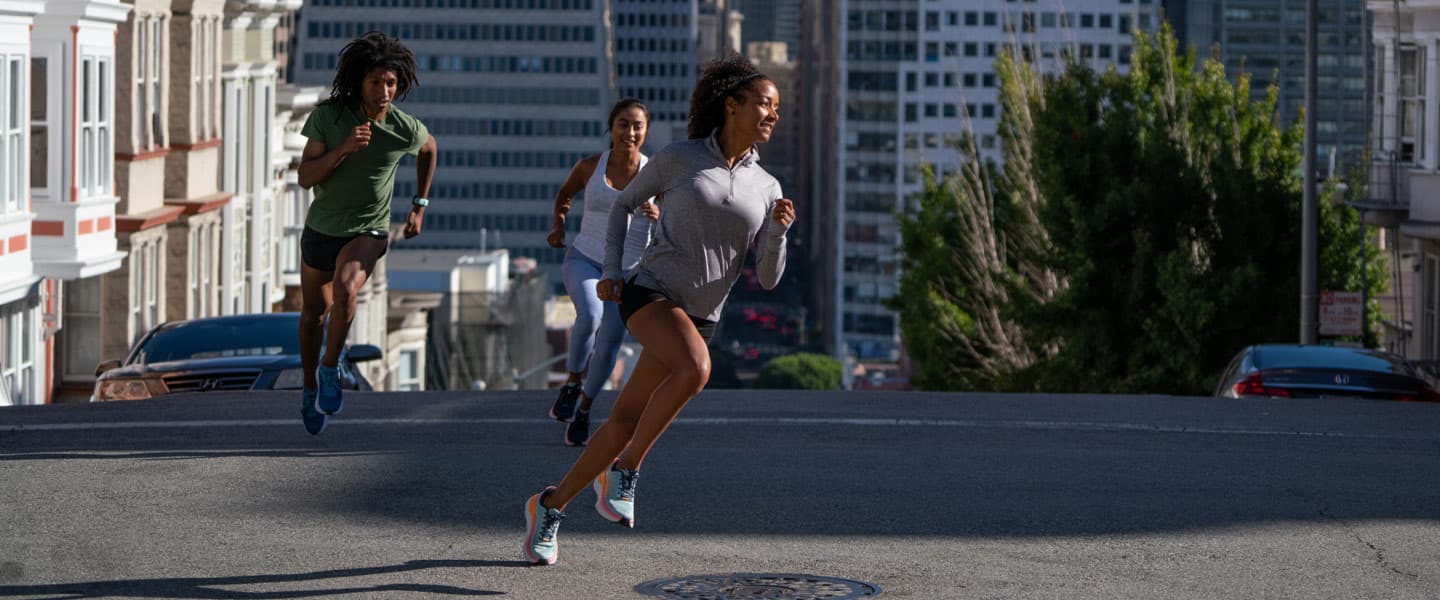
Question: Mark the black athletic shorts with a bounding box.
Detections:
[618,276,716,342]
[300,226,388,272]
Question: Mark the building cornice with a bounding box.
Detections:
[277,84,325,112]
[116,205,185,233]
[1401,219,1440,240]
[224,0,296,21]
[165,192,233,215]
[38,0,132,24]
[0,1,45,18]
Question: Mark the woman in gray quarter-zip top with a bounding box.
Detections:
[522,53,796,566]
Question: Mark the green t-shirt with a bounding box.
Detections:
[300,101,429,236]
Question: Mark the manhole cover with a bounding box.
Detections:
[635,573,882,599]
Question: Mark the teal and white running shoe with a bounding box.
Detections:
[523,486,564,565]
[300,388,327,435]
[593,462,639,528]
[317,365,343,415]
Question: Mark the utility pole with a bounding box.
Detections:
[1301,0,1319,344]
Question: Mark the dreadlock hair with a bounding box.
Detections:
[688,53,769,139]
[606,98,650,148]
[322,31,419,110]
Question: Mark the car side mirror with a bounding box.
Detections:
[94,359,122,377]
[346,344,383,363]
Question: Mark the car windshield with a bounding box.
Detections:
[1255,346,1410,374]
[130,318,301,364]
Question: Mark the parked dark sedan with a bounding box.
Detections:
[1214,344,1440,402]
[93,313,380,401]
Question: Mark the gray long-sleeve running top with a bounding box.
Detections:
[604,132,790,322]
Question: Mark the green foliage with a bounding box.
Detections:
[1020,26,1308,394]
[753,353,843,390]
[892,169,979,389]
[892,24,1388,394]
[1318,181,1390,346]
[891,51,1057,391]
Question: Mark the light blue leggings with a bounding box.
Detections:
[562,247,630,399]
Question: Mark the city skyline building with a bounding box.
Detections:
[1173,0,1370,174]
[736,0,801,61]
[802,0,1161,362]
[613,0,696,149]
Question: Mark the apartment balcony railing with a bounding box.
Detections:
[1350,153,1414,228]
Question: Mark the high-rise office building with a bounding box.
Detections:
[613,0,697,148]
[1173,0,1369,173]
[802,0,1161,361]
[736,0,801,61]
[292,1,616,290]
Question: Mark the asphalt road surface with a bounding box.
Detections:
[2,390,1438,599]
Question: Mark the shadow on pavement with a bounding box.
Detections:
[0,450,399,462]
[0,560,523,598]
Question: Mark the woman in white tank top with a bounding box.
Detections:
[544,99,658,447]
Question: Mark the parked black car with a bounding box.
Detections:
[93,313,380,401]
[1214,344,1440,402]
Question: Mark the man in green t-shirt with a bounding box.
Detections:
[295,32,437,435]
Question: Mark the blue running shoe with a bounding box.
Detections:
[593,461,638,528]
[523,487,564,565]
[317,365,343,415]
[301,388,327,435]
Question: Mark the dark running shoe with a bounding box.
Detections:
[317,365,343,415]
[565,410,590,447]
[301,388,327,435]
[549,383,581,421]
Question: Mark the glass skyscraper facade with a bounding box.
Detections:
[1175,0,1369,173]
[613,0,697,148]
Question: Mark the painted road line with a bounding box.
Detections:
[1,417,1432,440]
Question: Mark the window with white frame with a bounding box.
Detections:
[135,15,165,150]
[80,56,112,198]
[1426,255,1438,359]
[189,223,214,318]
[203,18,218,139]
[396,349,422,391]
[129,239,161,344]
[62,278,101,381]
[147,236,160,327]
[193,18,210,140]
[135,15,167,148]
[151,17,164,147]
[136,17,147,148]
[0,301,38,405]
[29,57,46,195]
[0,54,26,215]
[1400,45,1425,164]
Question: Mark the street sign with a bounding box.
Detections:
[1319,290,1363,337]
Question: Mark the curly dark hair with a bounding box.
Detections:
[606,98,650,148]
[321,31,419,109]
[688,53,769,139]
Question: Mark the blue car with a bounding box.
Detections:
[1214,344,1440,402]
[93,313,380,401]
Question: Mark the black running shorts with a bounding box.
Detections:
[300,226,388,272]
[618,276,716,343]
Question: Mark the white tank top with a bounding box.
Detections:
[573,150,652,270]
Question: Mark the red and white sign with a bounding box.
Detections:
[1320,291,1363,337]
